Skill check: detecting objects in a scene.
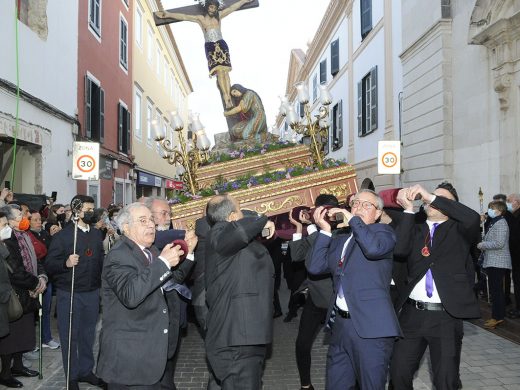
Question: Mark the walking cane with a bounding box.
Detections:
[66,199,82,390]
[38,293,43,379]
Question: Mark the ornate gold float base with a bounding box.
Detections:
[170,164,358,230]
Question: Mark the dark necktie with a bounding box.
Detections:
[425,223,439,298]
[143,248,153,265]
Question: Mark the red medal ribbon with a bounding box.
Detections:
[85,248,93,257]
[421,246,430,257]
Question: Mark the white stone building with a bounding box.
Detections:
[0,1,78,205]
[401,0,520,210]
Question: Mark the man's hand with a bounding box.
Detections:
[397,188,414,211]
[66,254,79,268]
[407,184,434,204]
[185,230,198,254]
[0,188,9,202]
[263,220,275,239]
[33,277,47,295]
[4,190,13,203]
[288,207,303,233]
[160,243,184,268]
[50,225,61,236]
[328,207,352,229]
[313,206,331,233]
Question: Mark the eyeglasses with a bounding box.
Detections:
[133,217,156,226]
[349,199,378,210]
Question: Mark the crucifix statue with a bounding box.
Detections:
[155,0,258,110]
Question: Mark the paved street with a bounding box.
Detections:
[6,297,520,390]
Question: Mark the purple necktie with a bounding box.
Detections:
[425,223,438,298]
[143,248,153,265]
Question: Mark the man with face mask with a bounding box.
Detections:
[45,195,105,390]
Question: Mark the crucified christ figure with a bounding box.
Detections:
[156,0,253,109]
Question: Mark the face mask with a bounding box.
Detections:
[487,209,497,219]
[0,225,12,240]
[18,218,30,231]
[57,213,66,222]
[506,202,513,212]
[82,211,95,224]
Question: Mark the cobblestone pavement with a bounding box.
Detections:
[6,304,520,389]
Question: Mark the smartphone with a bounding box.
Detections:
[51,191,58,201]
[4,181,10,190]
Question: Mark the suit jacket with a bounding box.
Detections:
[290,231,333,309]
[191,217,210,305]
[96,236,193,386]
[0,243,11,338]
[308,217,401,339]
[205,216,274,350]
[393,196,481,319]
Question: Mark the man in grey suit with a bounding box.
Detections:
[96,203,197,389]
[205,195,275,390]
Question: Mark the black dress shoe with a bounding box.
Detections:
[69,381,80,390]
[0,376,23,388]
[11,367,39,377]
[79,372,106,387]
[283,311,298,322]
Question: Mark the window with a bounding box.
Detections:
[357,66,378,137]
[118,103,131,154]
[85,75,104,143]
[134,90,142,140]
[89,0,101,37]
[360,0,372,39]
[332,101,343,151]
[155,110,162,153]
[146,101,153,146]
[147,26,153,63]
[320,59,327,84]
[120,16,128,69]
[156,44,161,77]
[312,75,318,102]
[135,5,143,47]
[331,39,339,76]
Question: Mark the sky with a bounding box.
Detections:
[161,0,330,143]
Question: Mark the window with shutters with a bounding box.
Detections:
[312,75,318,102]
[357,66,378,137]
[146,100,153,147]
[135,5,143,47]
[320,59,327,84]
[120,16,128,70]
[118,103,131,154]
[330,39,339,76]
[134,89,142,140]
[332,100,343,151]
[85,76,104,143]
[360,0,372,40]
[89,0,102,37]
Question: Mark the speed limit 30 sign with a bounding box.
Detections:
[72,142,100,180]
[378,141,401,174]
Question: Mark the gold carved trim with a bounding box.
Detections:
[253,195,304,214]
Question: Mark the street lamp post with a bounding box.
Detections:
[279,83,332,166]
[155,111,211,195]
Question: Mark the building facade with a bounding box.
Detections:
[278,0,403,192]
[76,0,134,207]
[132,0,192,199]
[400,0,520,210]
[0,1,79,205]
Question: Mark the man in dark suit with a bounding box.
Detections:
[307,189,401,390]
[96,202,196,389]
[288,194,339,390]
[205,195,275,389]
[506,193,520,318]
[389,183,481,390]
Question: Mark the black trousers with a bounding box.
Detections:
[487,267,507,320]
[295,295,327,386]
[390,304,463,390]
[207,345,266,390]
[512,259,520,310]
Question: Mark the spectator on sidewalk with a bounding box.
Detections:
[506,193,520,318]
[0,205,47,388]
[29,210,60,350]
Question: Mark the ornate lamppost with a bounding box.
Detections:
[279,83,333,166]
[155,111,211,195]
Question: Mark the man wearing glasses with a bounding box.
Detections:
[96,202,196,389]
[46,195,105,390]
[307,189,401,390]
